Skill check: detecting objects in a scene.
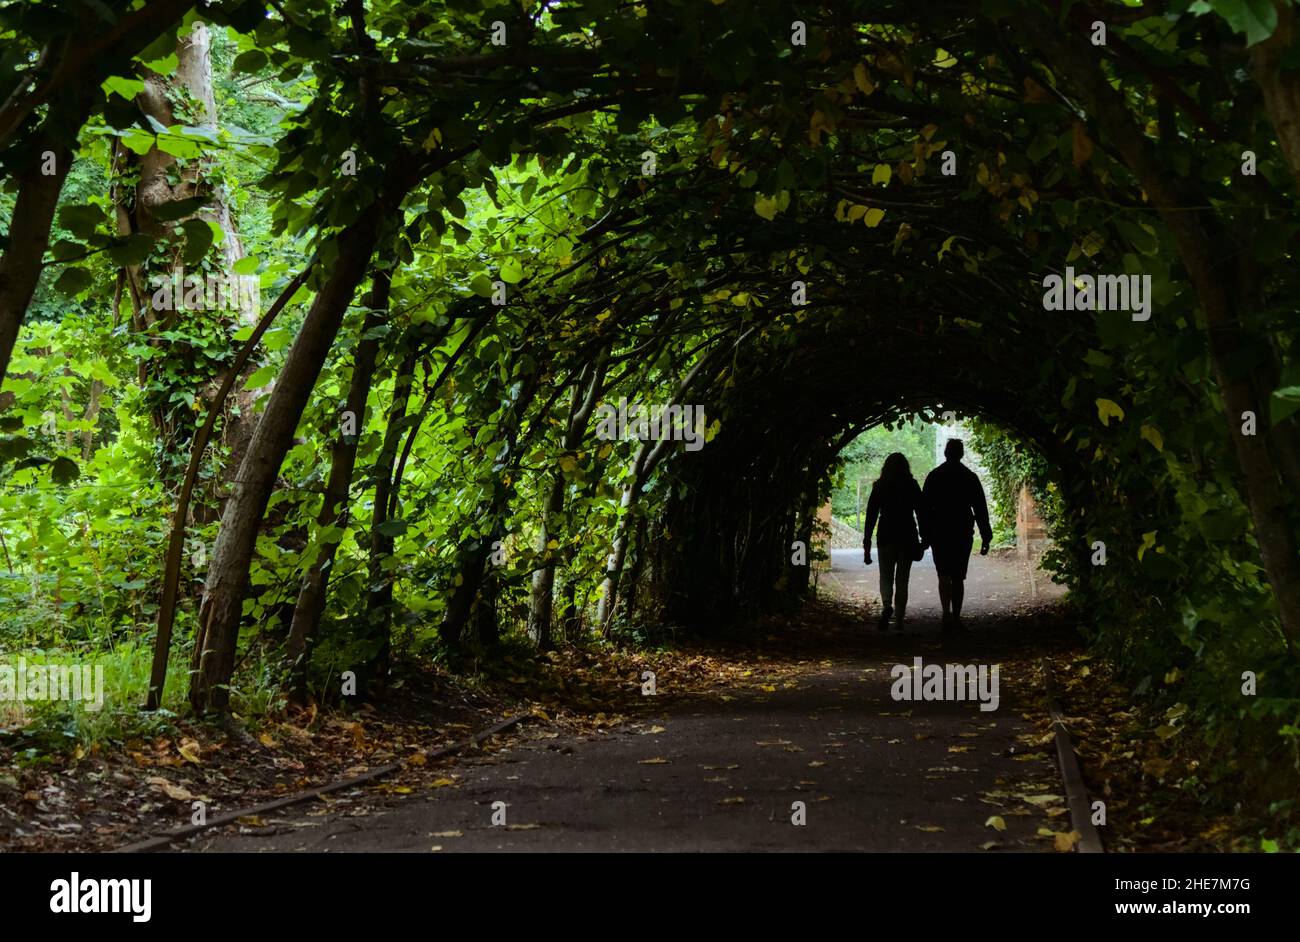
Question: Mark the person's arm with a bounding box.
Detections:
[973,473,992,553]
[913,479,929,549]
[863,483,881,564]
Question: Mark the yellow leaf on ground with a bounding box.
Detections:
[985,815,1007,831]
[1054,830,1082,852]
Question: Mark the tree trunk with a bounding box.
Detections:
[188,204,386,714]
[113,22,258,495]
[361,347,418,683]
[1249,2,1300,196]
[527,354,607,648]
[0,0,195,386]
[0,135,72,387]
[439,372,543,648]
[283,268,391,700]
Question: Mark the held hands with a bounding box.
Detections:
[914,543,926,562]
[980,539,990,556]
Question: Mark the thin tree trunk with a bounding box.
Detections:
[283,268,392,700]
[360,348,418,683]
[527,353,607,648]
[439,372,543,648]
[189,206,387,714]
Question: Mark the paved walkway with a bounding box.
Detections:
[194,552,1071,852]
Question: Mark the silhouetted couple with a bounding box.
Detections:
[862,439,992,632]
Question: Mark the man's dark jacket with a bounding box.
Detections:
[922,459,993,546]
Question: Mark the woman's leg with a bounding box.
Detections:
[878,544,896,615]
[894,553,913,619]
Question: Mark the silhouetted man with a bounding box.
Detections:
[923,438,992,632]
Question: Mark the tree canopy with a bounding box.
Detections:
[1,0,1299,830]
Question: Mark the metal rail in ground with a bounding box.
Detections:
[1041,658,1105,853]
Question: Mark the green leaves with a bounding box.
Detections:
[232,49,269,73]
[58,203,105,239]
[499,258,524,284]
[1195,0,1279,46]
[243,363,278,390]
[180,219,217,266]
[754,191,791,220]
[152,197,210,222]
[1271,385,1300,426]
[102,76,146,100]
[50,456,80,486]
[53,267,94,297]
[1095,398,1125,426]
[375,519,408,538]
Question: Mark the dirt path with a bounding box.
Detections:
[187,552,1075,853]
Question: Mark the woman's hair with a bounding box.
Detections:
[877,452,913,485]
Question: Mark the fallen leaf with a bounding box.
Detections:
[638,757,669,765]
[146,777,195,802]
[985,815,1007,831]
[1022,794,1064,806]
[1054,830,1081,852]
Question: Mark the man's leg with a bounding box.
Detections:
[933,543,951,615]
[951,538,973,625]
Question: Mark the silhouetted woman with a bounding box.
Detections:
[863,452,927,631]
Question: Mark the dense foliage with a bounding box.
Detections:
[829,419,936,525]
[2,0,1299,843]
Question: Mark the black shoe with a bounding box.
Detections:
[950,615,967,634]
[878,607,893,631]
[941,612,954,632]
